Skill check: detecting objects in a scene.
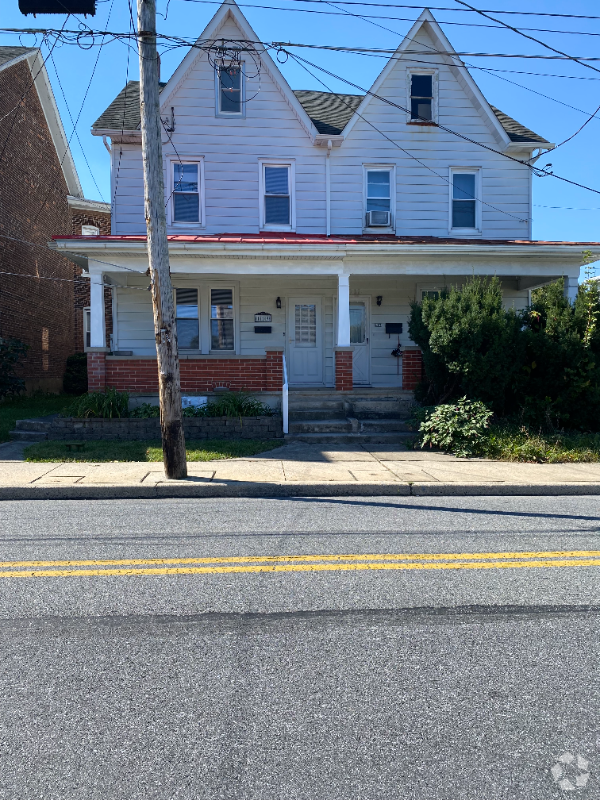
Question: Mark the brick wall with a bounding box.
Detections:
[88,351,284,393]
[334,348,353,391]
[0,59,79,392]
[402,347,424,391]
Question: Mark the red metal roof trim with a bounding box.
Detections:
[52,233,600,246]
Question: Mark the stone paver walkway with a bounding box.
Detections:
[0,440,599,498]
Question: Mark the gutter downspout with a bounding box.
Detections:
[326,139,332,237]
[102,135,111,154]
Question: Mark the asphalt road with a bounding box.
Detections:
[0,496,599,799]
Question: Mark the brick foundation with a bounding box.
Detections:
[334,348,353,391]
[88,349,285,394]
[265,347,284,391]
[87,350,108,392]
[402,347,424,391]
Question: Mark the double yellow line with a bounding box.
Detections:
[0,550,599,578]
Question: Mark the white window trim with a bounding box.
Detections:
[166,156,205,228]
[406,69,438,124]
[258,160,296,232]
[207,283,239,355]
[416,283,449,303]
[215,63,246,118]
[449,167,482,236]
[173,286,201,353]
[363,164,396,232]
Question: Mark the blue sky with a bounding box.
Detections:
[2,0,599,243]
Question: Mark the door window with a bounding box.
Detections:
[294,304,317,347]
[350,303,366,344]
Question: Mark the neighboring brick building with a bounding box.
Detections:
[0,46,106,392]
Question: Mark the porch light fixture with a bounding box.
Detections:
[276,297,282,309]
[376,296,382,306]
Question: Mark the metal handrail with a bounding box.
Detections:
[282,353,289,435]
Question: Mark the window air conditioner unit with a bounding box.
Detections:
[366,210,391,227]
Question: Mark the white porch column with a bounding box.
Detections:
[564,275,579,304]
[337,273,350,346]
[90,273,107,348]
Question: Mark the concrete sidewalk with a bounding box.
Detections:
[0,439,599,498]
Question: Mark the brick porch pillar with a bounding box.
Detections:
[265,347,284,391]
[334,346,353,391]
[402,347,424,391]
[87,347,109,392]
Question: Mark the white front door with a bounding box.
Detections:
[350,299,370,385]
[287,298,323,385]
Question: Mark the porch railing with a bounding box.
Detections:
[282,353,289,435]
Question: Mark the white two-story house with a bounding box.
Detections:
[52,2,598,406]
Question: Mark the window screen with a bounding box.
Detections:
[211,288,234,350]
[410,74,433,121]
[452,173,477,228]
[176,288,199,349]
[173,163,199,223]
[264,166,290,226]
[219,66,242,114]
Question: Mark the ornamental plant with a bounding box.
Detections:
[417,397,493,457]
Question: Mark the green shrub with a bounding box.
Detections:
[408,276,523,414]
[63,352,88,394]
[481,423,600,463]
[0,338,28,399]
[67,387,129,418]
[183,391,274,418]
[416,397,493,457]
[129,402,160,418]
[409,275,600,431]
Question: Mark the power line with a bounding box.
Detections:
[48,49,106,201]
[166,0,600,38]
[171,0,600,23]
[452,1,600,149]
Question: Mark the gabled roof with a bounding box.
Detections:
[0,46,83,196]
[341,8,546,148]
[91,3,549,148]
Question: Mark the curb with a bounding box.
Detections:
[1,482,600,500]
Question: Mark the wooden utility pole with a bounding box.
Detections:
[137,0,187,479]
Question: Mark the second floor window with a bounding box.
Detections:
[175,288,199,349]
[264,165,291,227]
[173,163,200,223]
[218,65,242,114]
[410,74,433,121]
[365,168,392,226]
[452,172,478,230]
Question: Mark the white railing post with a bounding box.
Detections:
[282,353,289,435]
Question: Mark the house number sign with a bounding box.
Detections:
[254,312,272,322]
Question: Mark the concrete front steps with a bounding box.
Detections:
[9,419,50,441]
[287,388,416,443]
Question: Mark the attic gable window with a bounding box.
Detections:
[217,65,244,116]
[409,72,435,123]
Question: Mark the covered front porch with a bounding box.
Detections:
[51,233,589,400]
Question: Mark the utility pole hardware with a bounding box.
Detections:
[137,0,187,479]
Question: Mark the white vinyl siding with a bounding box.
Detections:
[110,17,530,240]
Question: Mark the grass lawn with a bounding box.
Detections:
[24,438,284,462]
[0,393,76,443]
